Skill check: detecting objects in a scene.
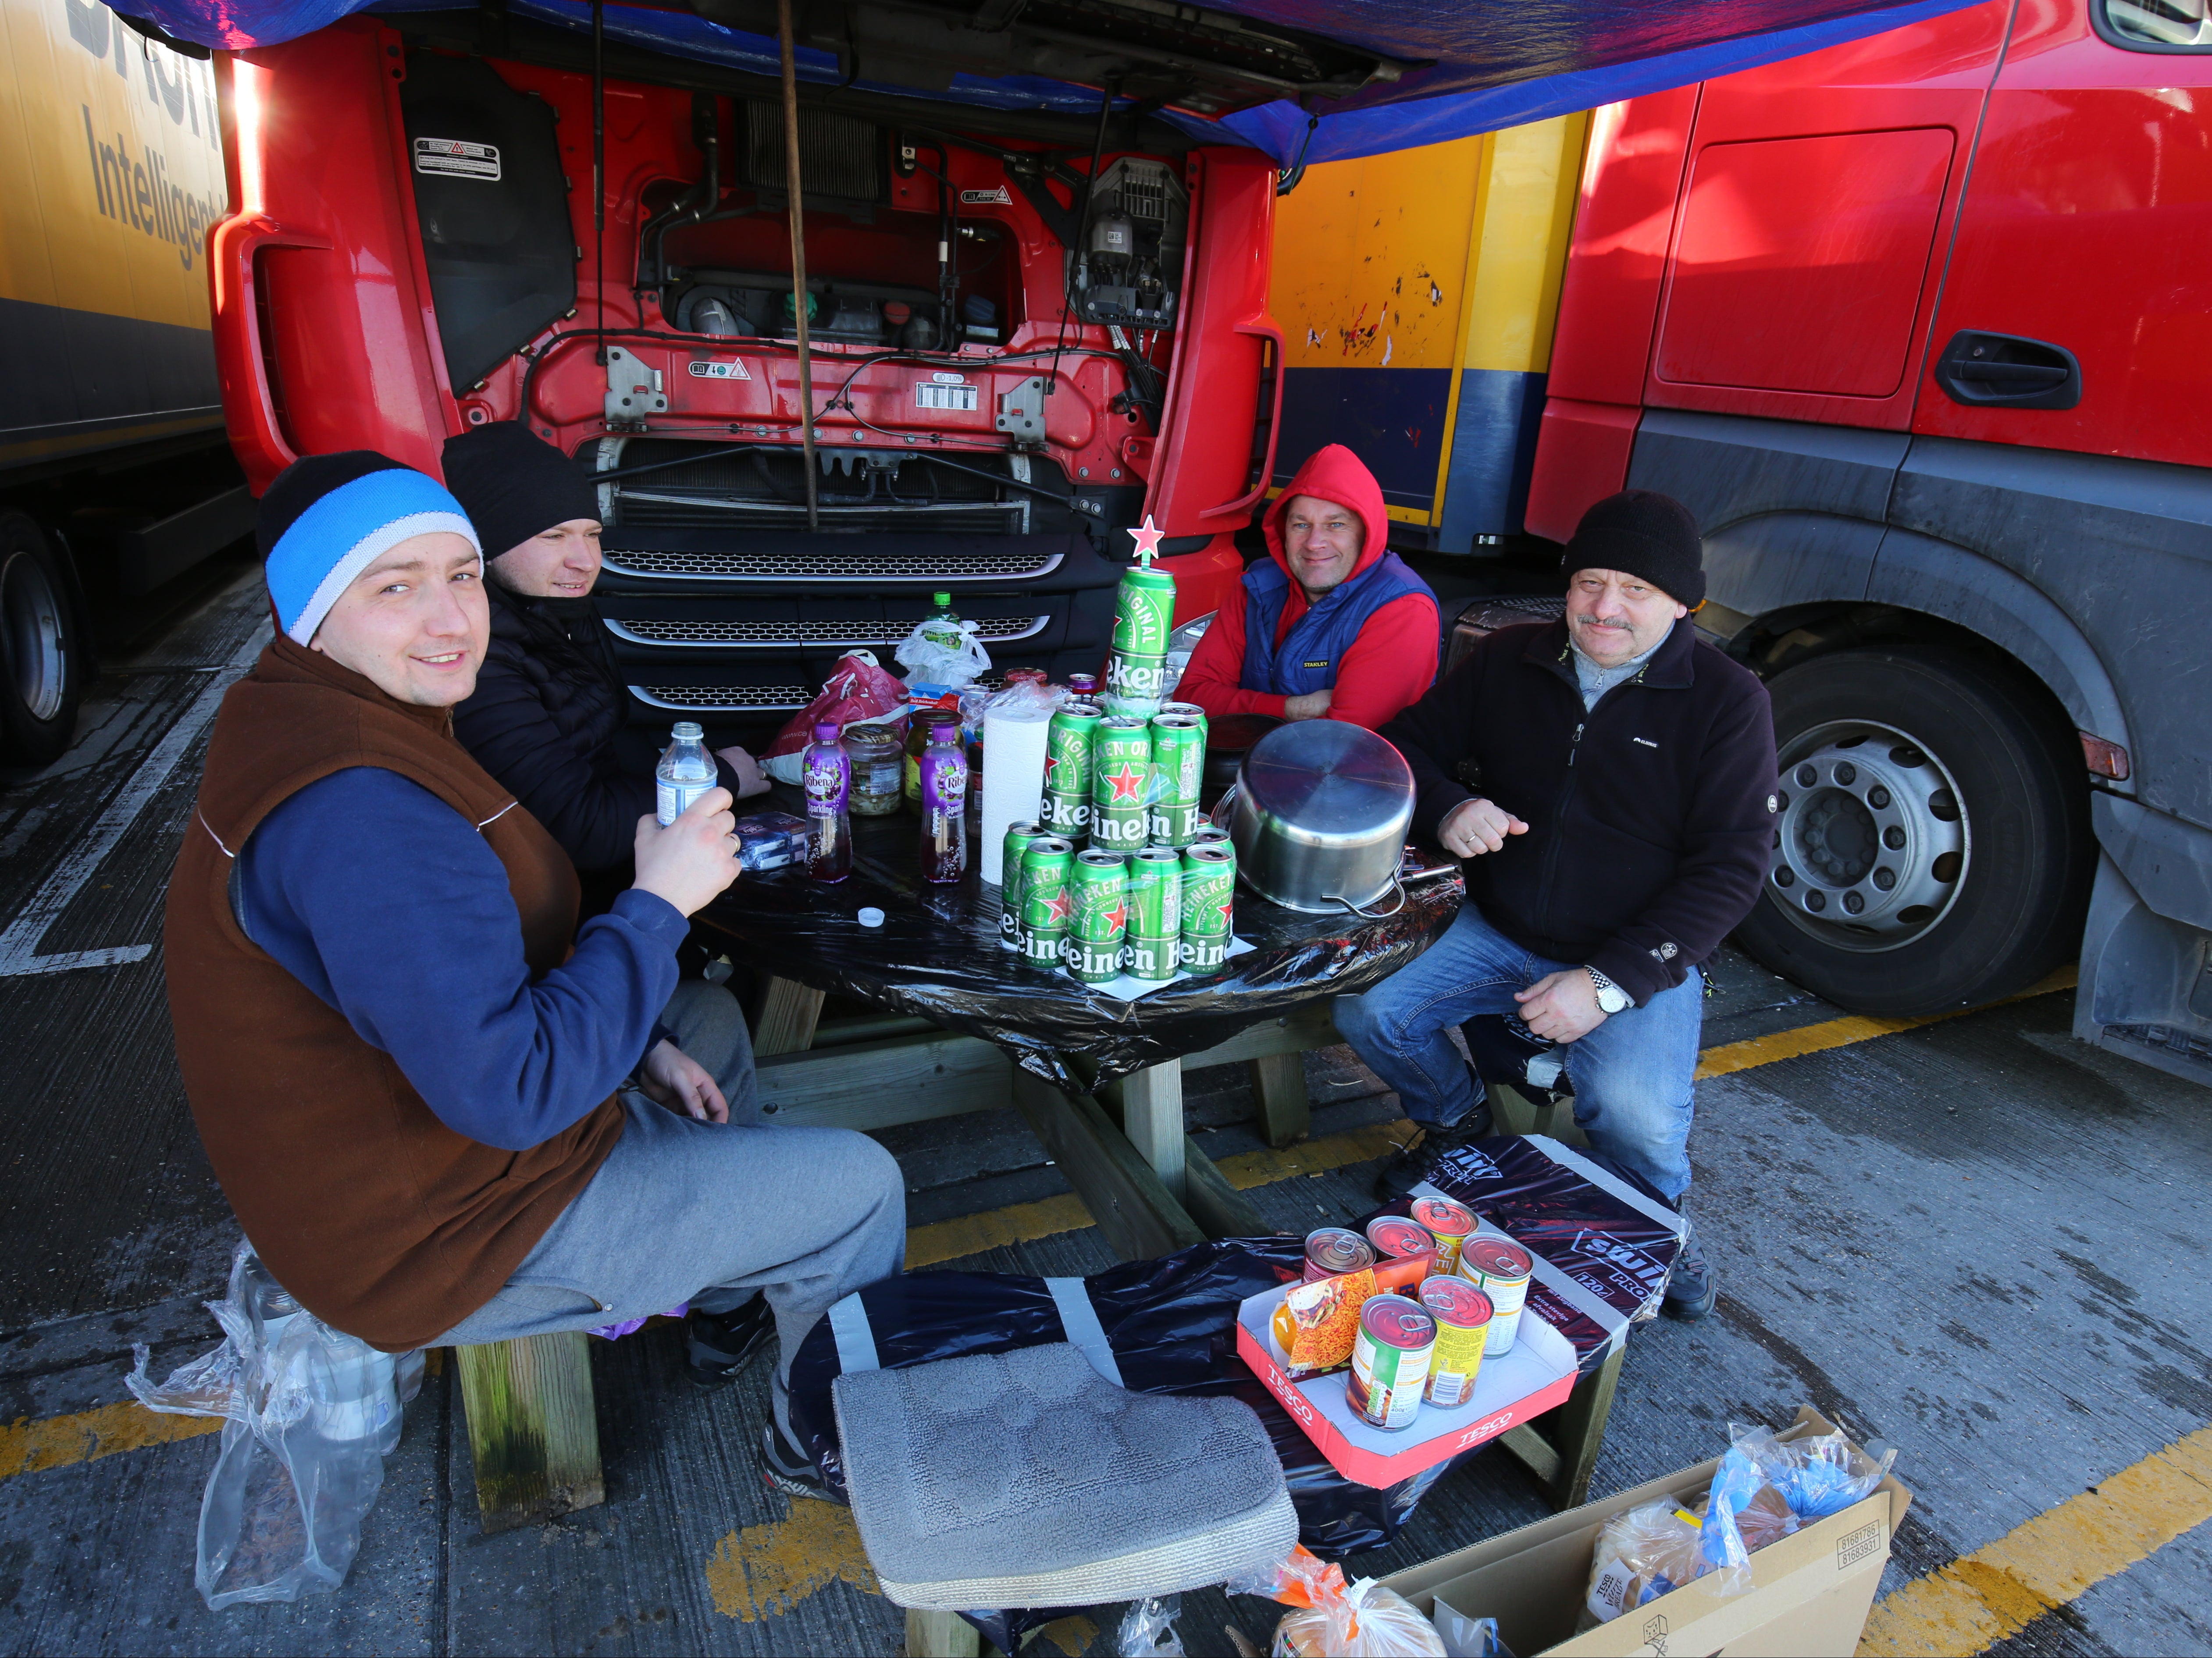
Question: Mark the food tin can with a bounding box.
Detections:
[1409,1196,1478,1277]
[1018,836,1076,967]
[1179,843,1235,970]
[998,821,1045,950]
[1124,847,1182,981]
[1090,716,1154,852]
[1365,1215,1437,1269]
[1110,564,1178,656]
[1347,1295,1436,1431]
[1461,1236,1535,1356]
[1302,1227,1376,1284]
[1418,1276,1495,1408]
[1066,849,1129,984]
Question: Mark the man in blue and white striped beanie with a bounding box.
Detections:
[258,451,486,705]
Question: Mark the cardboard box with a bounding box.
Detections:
[1378,1408,1913,1657]
[1234,1282,1578,1489]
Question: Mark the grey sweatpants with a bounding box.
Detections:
[431,981,907,1402]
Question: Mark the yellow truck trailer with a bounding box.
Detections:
[1268,114,1586,554]
[0,0,242,762]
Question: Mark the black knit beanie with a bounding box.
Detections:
[1562,490,1705,608]
[440,421,601,559]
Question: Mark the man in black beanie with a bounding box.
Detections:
[445,422,766,877]
[1335,490,1777,1319]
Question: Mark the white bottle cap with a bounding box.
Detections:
[858,907,885,928]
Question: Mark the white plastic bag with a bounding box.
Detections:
[894,611,991,689]
[127,1240,422,1610]
[1119,1593,1187,1657]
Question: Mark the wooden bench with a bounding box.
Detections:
[451,994,1625,1536]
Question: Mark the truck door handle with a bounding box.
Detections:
[1934,331,2082,409]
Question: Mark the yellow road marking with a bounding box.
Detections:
[1697,965,2077,1079]
[0,1400,222,1480]
[908,1192,1096,1269]
[1213,1122,1403,1190]
[704,1498,878,1621]
[1858,1425,2212,1656]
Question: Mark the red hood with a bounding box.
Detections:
[1262,445,1391,585]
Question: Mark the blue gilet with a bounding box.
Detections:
[1237,550,1435,698]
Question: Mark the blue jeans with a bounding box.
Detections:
[1334,903,1702,1200]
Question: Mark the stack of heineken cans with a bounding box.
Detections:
[999,698,1238,986]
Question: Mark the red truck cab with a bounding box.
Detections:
[1525,0,2212,1084]
[213,12,1289,733]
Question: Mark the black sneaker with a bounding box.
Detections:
[760,1413,832,1502]
[685,1297,775,1388]
[1663,1223,1716,1321]
[1372,1103,1494,1201]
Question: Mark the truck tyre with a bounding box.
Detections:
[0,513,83,768]
[1733,645,2089,1014]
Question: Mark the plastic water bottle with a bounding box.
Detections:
[917,719,969,883]
[802,720,852,882]
[656,721,717,825]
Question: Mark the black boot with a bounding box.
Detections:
[1372,1100,1495,1202]
[760,1412,832,1501]
[685,1297,775,1387]
[1663,1221,1716,1321]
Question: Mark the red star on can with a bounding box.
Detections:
[1045,889,1074,924]
[1103,897,1127,931]
[1105,763,1147,803]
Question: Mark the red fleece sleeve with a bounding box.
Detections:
[1171,595,1290,720]
[1322,592,1441,730]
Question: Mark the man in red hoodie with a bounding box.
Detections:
[1174,445,1439,730]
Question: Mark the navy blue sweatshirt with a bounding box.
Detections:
[235,766,685,1151]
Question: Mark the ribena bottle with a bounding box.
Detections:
[802,720,852,882]
[917,719,969,883]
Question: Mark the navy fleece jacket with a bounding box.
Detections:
[235,766,686,1150]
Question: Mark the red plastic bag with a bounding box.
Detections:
[762,650,909,780]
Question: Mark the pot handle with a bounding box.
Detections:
[1331,873,1406,919]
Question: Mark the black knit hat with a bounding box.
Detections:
[440,422,601,559]
[1562,490,1705,608]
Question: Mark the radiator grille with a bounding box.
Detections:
[611,615,1049,646]
[629,683,812,711]
[603,546,1065,582]
[745,103,882,201]
[617,498,1027,535]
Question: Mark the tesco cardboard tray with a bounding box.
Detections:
[1234,1282,1578,1489]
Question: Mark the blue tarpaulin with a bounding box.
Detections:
[119,0,1976,162]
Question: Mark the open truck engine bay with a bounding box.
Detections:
[221,3,1369,741]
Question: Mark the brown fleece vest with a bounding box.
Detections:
[164,635,624,1351]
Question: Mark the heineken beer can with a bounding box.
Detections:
[1109,564,1177,657]
[1104,650,1169,707]
[1041,704,1100,837]
[1179,842,1235,971]
[1090,716,1153,852]
[1188,824,1233,851]
[998,820,1046,950]
[1125,847,1183,981]
[1067,850,1129,984]
[1147,713,1205,847]
[1019,837,1076,967]
[1159,701,1209,743]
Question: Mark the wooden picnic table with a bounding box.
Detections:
[691,790,1463,1257]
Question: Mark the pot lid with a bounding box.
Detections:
[1238,721,1413,849]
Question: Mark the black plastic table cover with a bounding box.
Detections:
[694,788,1463,1088]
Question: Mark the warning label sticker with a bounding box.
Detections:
[414,138,501,181]
[688,360,752,380]
[915,383,980,412]
[959,187,1012,206]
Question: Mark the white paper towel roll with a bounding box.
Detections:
[980,706,1054,883]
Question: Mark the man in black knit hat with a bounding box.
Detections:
[444,421,767,878]
[1335,491,1777,1318]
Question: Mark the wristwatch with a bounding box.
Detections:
[1585,967,1632,1015]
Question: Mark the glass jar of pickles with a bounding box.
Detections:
[844,722,905,817]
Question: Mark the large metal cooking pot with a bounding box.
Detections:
[1223,721,1415,914]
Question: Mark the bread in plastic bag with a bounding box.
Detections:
[1429,1597,1513,1658]
[1729,1421,1896,1520]
[1582,1501,1708,1626]
[125,1240,423,1610]
[1232,1545,1448,1657]
[762,650,910,780]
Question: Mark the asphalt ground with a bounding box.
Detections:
[3,567,2210,1656]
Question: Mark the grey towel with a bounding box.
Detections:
[833,1342,1297,1610]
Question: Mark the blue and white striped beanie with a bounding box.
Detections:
[257,451,482,644]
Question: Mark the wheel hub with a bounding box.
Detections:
[1,550,68,725]
[1768,723,1968,948]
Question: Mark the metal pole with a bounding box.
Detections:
[777,0,819,531]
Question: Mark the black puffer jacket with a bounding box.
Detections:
[453,585,659,873]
